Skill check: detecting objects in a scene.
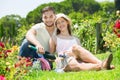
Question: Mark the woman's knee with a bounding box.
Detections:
[71,45,82,58]
[72,45,79,53]
[72,45,83,52]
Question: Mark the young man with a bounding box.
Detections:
[19,6,56,69]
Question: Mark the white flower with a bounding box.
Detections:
[74,24,78,28]
[32,59,41,70]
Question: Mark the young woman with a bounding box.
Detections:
[49,13,114,72]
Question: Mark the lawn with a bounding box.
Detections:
[22,53,120,80]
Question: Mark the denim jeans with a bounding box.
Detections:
[19,39,53,69]
[19,39,42,58]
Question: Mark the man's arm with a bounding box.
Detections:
[26,29,38,46]
[26,28,45,54]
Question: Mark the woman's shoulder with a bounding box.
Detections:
[72,35,78,39]
[51,35,57,44]
[72,36,81,45]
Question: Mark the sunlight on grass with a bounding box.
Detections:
[23,68,120,80]
[22,53,120,80]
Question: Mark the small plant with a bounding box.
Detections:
[0,41,33,80]
[0,42,12,75]
[14,57,33,80]
[103,32,120,51]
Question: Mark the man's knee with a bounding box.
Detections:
[19,40,29,56]
[19,39,38,58]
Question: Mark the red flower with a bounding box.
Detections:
[25,57,33,67]
[14,57,33,68]
[26,57,31,62]
[114,20,120,29]
[0,42,5,48]
[4,50,12,54]
[26,62,33,67]
[14,63,20,68]
[113,19,120,38]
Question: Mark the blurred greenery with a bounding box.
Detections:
[0,0,120,79]
[0,0,118,53]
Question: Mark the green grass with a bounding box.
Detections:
[22,53,120,80]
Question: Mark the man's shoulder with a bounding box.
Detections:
[36,22,45,27]
[32,22,46,29]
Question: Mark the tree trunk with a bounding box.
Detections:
[114,0,120,10]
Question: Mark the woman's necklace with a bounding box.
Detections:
[58,34,73,39]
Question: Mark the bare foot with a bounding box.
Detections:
[110,65,115,69]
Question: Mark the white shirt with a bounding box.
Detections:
[56,36,78,54]
[32,22,56,51]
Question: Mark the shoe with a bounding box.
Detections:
[106,53,113,69]
[101,53,113,70]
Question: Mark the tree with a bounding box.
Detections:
[114,0,120,10]
[66,0,100,14]
[0,15,23,38]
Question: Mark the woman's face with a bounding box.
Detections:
[56,17,68,32]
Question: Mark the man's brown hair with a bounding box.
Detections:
[41,6,55,15]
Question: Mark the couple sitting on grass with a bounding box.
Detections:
[19,6,114,72]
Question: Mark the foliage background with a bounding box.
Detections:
[0,0,116,53]
[0,0,120,79]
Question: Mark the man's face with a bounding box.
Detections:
[42,10,56,27]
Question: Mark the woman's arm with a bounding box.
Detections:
[49,36,56,54]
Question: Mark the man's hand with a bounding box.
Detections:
[36,45,45,54]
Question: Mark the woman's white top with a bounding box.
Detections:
[56,36,78,54]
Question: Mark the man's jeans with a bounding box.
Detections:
[19,39,53,69]
[19,39,40,58]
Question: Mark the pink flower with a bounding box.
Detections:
[0,75,6,80]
